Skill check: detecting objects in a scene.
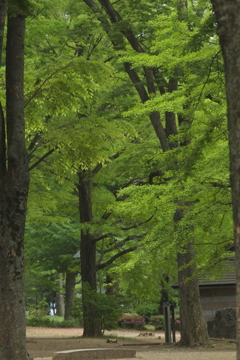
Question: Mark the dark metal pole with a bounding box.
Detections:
[171,303,176,342]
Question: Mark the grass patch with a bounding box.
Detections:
[143,325,155,331]
[26,315,80,328]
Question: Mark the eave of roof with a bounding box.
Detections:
[172,259,236,289]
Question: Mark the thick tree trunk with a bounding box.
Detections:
[0,13,30,360]
[56,276,65,317]
[64,271,76,320]
[177,247,209,346]
[77,171,102,337]
[174,208,209,346]
[210,1,240,357]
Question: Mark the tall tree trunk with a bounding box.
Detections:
[0,11,30,360]
[56,276,65,317]
[210,1,240,358]
[77,170,102,337]
[64,271,76,321]
[175,209,209,345]
[177,247,209,345]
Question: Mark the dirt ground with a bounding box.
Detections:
[26,327,237,360]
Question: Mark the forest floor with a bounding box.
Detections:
[26,326,237,360]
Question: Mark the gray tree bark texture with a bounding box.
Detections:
[177,248,209,345]
[0,11,30,360]
[210,1,240,358]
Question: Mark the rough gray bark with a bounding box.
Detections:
[64,271,76,321]
[210,1,240,357]
[177,247,209,345]
[0,12,30,360]
[174,208,209,345]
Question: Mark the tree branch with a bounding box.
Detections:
[121,209,157,231]
[210,181,231,189]
[29,148,55,171]
[24,64,72,108]
[84,0,170,151]
[103,233,146,254]
[93,233,113,243]
[96,246,137,270]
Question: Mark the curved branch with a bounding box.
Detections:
[29,148,55,171]
[96,246,137,271]
[103,233,146,254]
[121,209,157,231]
[24,64,72,108]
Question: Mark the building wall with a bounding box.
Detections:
[200,286,236,322]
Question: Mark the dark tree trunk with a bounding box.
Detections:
[105,275,119,295]
[174,208,209,346]
[56,276,65,317]
[177,247,209,345]
[210,1,240,357]
[0,0,6,66]
[77,171,102,337]
[159,276,169,315]
[64,271,76,321]
[0,12,30,360]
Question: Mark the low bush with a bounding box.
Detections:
[26,315,79,328]
[118,313,146,330]
[71,285,123,332]
[150,315,180,331]
[135,304,159,324]
[150,315,164,330]
[175,315,180,331]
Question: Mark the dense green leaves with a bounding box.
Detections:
[24,0,232,319]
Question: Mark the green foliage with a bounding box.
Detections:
[150,315,180,331]
[69,297,83,326]
[135,304,159,324]
[8,0,32,16]
[26,315,79,328]
[80,284,124,332]
[22,0,233,338]
[149,315,164,330]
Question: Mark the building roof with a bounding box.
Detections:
[198,259,236,288]
[172,259,236,289]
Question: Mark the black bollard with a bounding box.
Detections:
[171,302,176,343]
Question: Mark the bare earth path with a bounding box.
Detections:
[26,327,236,360]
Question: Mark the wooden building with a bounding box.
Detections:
[172,257,236,322]
[199,259,236,321]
